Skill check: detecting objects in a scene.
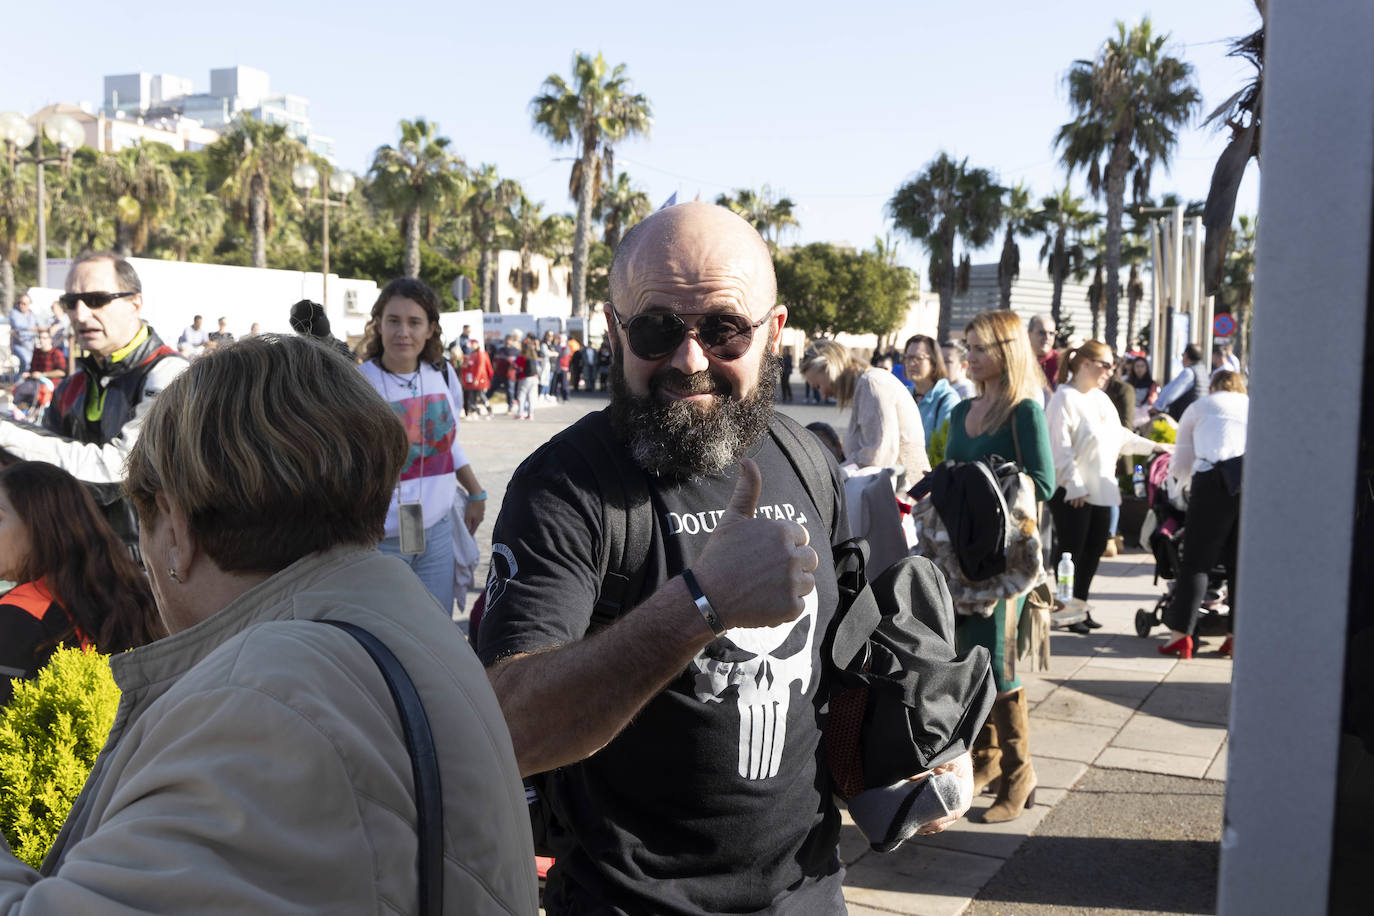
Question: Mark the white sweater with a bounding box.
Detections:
[845,368,929,485]
[1046,385,1158,506]
[1172,391,1249,480]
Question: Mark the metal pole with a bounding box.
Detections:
[1149,219,1162,378]
[33,132,46,288]
[1169,204,1184,377]
[321,188,330,310]
[1193,216,1210,357]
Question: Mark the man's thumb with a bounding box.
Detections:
[722,457,762,523]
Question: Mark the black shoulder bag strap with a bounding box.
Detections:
[322,620,443,916]
[561,408,654,632]
[768,411,839,534]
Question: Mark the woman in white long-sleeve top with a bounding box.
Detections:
[1046,340,1167,632]
[1158,370,1249,659]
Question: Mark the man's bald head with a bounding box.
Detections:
[609,202,776,315]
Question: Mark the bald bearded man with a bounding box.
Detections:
[478,204,970,914]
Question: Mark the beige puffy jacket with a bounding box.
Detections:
[0,546,538,914]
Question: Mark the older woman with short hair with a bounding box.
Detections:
[0,335,537,913]
[801,338,929,489]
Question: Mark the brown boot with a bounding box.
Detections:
[971,718,1002,795]
[980,689,1037,823]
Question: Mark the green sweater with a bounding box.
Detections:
[945,398,1055,501]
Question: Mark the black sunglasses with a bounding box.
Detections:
[59,291,135,310]
[609,309,772,361]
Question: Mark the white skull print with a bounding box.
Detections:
[690,586,819,779]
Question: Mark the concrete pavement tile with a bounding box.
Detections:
[842,844,1005,916]
[1078,651,1179,674]
[837,808,872,866]
[1038,649,1090,678]
[1021,675,1056,705]
[914,794,1050,859]
[1112,713,1228,760]
[1033,754,1089,790]
[1138,680,1232,726]
[1035,786,1068,806]
[1162,657,1234,682]
[1206,740,1229,781]
[1096,746,1213,778]
[1024,716,1116,763]
[1032,685,1139,729]
[1065,660,1164,702]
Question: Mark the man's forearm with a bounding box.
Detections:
[487,576,715,776]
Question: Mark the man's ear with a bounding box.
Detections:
[602,304,619,354]
[768,305,788,355]
[130,293,144,316]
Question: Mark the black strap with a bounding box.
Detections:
[321,620,443,916]
[767,412,840,535]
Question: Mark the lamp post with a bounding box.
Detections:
[0,112,84,289]
[292,162,355,310]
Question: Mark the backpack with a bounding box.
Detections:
[907,455,1021,582]
[519,408,840,856]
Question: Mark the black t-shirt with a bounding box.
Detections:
[478,429,849,915]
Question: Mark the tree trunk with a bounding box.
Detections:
[570,143,596,318]
[478,247,493,312]
[997,229,1015,309]
[935,227,956,342]
[519,248,532,313]
[403,206,422,279]
[114,221,133,257]
[1050,230,1066,326]
[1102,139,1131,349]
[1126,263,1141,349]
[250,174,267,270]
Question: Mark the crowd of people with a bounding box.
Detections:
[0,200,1249,913]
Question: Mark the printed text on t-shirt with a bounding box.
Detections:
[663,503,807,537]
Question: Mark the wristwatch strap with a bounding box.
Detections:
[682,569,726,637]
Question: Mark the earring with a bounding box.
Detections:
[168,568,182,583]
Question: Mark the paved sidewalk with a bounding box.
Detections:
[840,552,1230,915]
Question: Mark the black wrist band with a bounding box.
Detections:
[682,569,726,637]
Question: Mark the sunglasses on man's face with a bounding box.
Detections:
[610,309,771,361]
[58,291,135,310]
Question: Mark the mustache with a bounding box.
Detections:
[650,368,731,397]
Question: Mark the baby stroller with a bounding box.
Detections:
[1133,452,1230,638]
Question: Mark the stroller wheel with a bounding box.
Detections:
[1135,608,1154,638]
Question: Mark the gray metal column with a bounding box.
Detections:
[1218,1,1374,913]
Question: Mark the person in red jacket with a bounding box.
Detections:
[0,461,163,703]
[461,343,495,419]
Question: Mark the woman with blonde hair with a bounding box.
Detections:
[358,277,486,613]
[1047,340,1167,632]
[1159,369,1249,658]
[800,338,929,488]
[943,309,1054,823]
[0,335,537,912]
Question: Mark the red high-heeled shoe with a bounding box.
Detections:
[1218,636,1233,658]
[1158,635,1193,659]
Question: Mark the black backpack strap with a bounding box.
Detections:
[321,620,443,916]
[560,408,654,632]
[768,412,840,536]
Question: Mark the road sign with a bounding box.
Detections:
[451,276,473,304]
[1213,313,1236,338]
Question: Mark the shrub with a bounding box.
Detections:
[0,647,120,867]
[927,418,950,468]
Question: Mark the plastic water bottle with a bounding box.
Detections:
[1132,463,1147,499]
[1057,553,1075,602]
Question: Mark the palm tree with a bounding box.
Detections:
[49,154,112,255]
[464,165,521,312]
[1220,214,1256,360]
[715,186,800,249]
[155,170,226,261]
[887,152,1002,341]
[1056,17,1201,347]
[1037,186,1099,327]
[369,118,466,279]
[531,52,652,317]
[596,171,650,251]
[996,182,1041,309]
[98,142,178,255]
[508,195,573,313]
[207,117,306,269]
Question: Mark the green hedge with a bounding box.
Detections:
[0,647,120,867]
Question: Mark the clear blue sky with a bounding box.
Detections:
[2,0,1261,273]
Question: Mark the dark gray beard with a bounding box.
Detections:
[610,347,780,479]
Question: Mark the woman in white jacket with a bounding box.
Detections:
[1047,340,1166,631]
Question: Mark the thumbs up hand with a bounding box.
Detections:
[689,458,820,633]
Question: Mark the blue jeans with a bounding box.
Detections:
[378,512,454,615]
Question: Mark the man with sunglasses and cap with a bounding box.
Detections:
[0,251,186,549]
[478,202,971,915]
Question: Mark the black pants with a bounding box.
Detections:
[1047,489,1112,601]
[1164,467,1240,635]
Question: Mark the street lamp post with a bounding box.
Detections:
[0,112,84,290]
[292,162,356,310]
